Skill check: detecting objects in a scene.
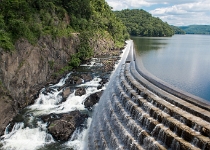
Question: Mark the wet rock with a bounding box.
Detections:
[97,78,108,89]
[86,61,91,65]
[76,78,83,85]
[64,73,92,86]
[42,87,56,95]
[57,84,67,92]
[47,111,88,141]
[84,91,103,110]
[62,87,72,100]
[65,75,83,85]
[75,87,86,96]
[40,113,61,123]
[100,78,108,85]
[81,73,92,82]
[102,59,115,72]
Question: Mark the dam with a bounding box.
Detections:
[88,40,210,150]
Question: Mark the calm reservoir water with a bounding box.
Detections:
[132,35,210,102]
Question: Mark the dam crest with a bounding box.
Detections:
[88,40,210,150]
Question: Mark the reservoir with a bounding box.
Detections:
[132,34,210,102]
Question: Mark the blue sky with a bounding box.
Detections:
[105,0,210,26]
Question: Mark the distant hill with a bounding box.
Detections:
[179,25,210,34]
[114,9,174,37]
[170,25,185,34]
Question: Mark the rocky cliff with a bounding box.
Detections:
[0,34,81,135]
[0,32,119,135]
[0,0,128,136]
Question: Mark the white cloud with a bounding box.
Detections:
[105,0,210,25]
[150,0,210,25]
[106,0,152,10]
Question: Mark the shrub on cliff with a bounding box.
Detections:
[0,31,14,52]
[0,0,129,52]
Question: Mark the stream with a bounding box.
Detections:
[0,46,126,150]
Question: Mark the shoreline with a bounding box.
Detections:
[133,47,210,111]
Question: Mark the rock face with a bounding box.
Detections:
[46,111,88,141]
[0,33,119,135]
[0,35,79,135]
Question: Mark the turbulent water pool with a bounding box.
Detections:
[0,49,125,150]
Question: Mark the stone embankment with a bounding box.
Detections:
[88,41,210,150]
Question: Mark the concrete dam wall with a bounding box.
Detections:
[88,41,210,150]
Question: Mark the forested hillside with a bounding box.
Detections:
[114,9,174,37]
[170,25,185,34]
[179,25,210,34]
[0,0,129,52]
[0,0,130,134]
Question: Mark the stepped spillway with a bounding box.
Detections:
[88,40,210,150]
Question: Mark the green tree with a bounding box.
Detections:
[115,9,174,37]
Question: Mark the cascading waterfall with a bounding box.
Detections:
[0,72,100,150]
[88,40,210,150]
[0,41,127,150]
[2,40,210,150]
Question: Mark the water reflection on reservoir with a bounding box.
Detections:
[132,35,210,101]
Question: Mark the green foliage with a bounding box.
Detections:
[48,61,55,69]
[88,0,129,45]
[77,42,93,61]
[0,15,5,29]
[68,54,81,68]
[0,0,70,51]
[114,9,174,37]
[0,0,129,77]
[68,33,93,69]
[179,25,210,34]
[76,32,94,61]
[0,0,128,53]
[0,31,14,51]
[170,25,185,34]
[61,0,92,20]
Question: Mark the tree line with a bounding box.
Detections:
[0,0,129,52]
[114,9,174,37]
[179,25,210,34]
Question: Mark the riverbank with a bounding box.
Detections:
[0,41,126,150]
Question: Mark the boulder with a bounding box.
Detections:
[97,78,108,89]
[65,75,83,85]
[81,73,92,82]
[76,78,83,85]
[75,87,86,96]
[40,113,61,123]
[62,87,72,100]
[84,91,103,110]
[47,111,88,141]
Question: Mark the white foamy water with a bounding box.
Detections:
[0,41,129,150]
[29,77,102,116]
[1,122,54,150]
[0,75,102,150]
[50,73,71,87]
[80,58,103,67]
[65,118,92,150]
